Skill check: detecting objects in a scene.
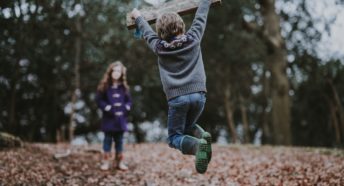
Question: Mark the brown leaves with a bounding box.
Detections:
[0,143,343,185]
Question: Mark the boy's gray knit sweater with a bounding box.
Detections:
[135,0,211,100]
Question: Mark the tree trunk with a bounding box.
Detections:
[9,82,17,133]
[260,68,272,144]
[56,128,62,143]
[329,102,341,145]
[8,0,24,136]
[9,62,19,134]
[224,85,238,143]
[68,16,82,142]
[239,95,250,143]
[133,122,145,143]
[259,0,291,145]
[327,78,344,145]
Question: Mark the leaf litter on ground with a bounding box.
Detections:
[0,143,343,185]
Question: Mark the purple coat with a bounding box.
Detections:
[96,84,132,132]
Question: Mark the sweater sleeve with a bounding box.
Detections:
[135,16,160,54]
[95,91,111,112]
[186,0,211,41]
[124,91,132,111]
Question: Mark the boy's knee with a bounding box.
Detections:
[168,134,182,149]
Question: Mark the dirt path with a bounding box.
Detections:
[0,143,343,185]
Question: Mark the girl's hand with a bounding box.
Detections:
[130,8,141,19]
[105,105,112,111]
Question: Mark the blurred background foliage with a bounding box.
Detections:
[1,0,344,147]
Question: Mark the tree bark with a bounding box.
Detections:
[329,102,341,145]
[224,85,238,143]
[259,0,291,145]
[68,16,82,142]
[260,68,272,144]
[133,122,145,143]
[239,95,250,143]
[9,76,17,133]
[327,78,344,145]
[56,128,62,143]
[8,1,23,134]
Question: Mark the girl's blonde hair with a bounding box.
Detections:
[97,61,129,93]
[156,12,185,41]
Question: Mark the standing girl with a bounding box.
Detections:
[96,61,132,171]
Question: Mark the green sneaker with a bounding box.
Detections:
[202,132,212,163]
[195,139,209,174]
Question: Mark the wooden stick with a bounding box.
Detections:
[126,0,221,30]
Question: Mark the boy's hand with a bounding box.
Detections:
[130,8,141,20]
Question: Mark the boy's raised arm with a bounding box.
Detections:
[131,9,160,54]
[187,0,211,41]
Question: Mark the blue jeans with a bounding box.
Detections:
[167,92,206,153]
[103,131,124,153]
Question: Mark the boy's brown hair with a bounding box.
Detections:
[156,12,185,41]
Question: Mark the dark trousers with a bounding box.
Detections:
[103,131,124,153]
[167,92,206,154]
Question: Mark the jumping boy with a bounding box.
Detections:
[130,0,213,174]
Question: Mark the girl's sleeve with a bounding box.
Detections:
[95,91,112,112]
